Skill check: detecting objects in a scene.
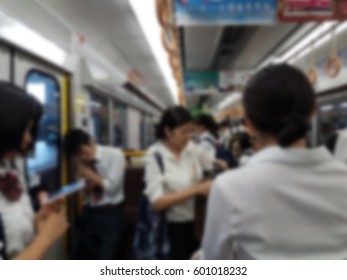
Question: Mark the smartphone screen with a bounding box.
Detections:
[43,180,86,204]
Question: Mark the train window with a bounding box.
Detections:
[25,70,61,191]
[140,114,154,149]
[140,114,146,149]
[317,92,347,145]
[89,94,110,145]
[112,102,127,148]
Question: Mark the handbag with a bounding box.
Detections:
[133,152,170,259]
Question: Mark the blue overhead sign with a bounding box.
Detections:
[175,0,277,26]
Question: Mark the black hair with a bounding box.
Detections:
[243,64,315,147]
[156,106,193,140]
[195,114,219,139]
[239,132,252,152]
[219,120,229,129]
[64,129,91,155]
[0,82,42,159]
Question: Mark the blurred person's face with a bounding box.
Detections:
[76,139,97,162]
[195,124,205,135]
[165,122,194,151]
[21,121,34,151]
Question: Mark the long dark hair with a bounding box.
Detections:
[156,106,193,140]
[0,82,43,159]
[243,64,315,147]
[195,114,219,139]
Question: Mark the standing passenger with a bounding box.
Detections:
[194,114,219,173]
[203,64,347,259]
[0,82,68,260]
[64,129,125,260]
[195,115,234,173]
[144,106,212,260]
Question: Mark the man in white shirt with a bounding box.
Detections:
[64,129,125,260]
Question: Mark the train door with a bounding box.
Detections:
[0,44,10,81]
[13,51,70,259]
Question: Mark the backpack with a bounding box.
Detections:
[133,152,170,260]
[203,137,238,168]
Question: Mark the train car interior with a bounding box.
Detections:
[0,0,346,260]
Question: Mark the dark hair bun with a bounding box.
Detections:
[243,64,315,148]
[276,116,309,147]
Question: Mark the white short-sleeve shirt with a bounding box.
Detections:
[144,142,203,222]
[0,159,35,259]
[203,146,347,260]
[196,132,217,172]
[84,145,125,207]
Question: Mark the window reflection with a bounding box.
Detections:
[90,95,109,145]
[26,71,60,191]
[112,103,127,148]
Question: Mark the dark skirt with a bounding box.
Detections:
[168,221,199,260]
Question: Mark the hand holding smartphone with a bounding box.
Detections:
[42,180,86,205]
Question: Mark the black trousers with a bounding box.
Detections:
[72,204,124,260]
[168,222,199,260]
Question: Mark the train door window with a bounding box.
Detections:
[89,94,110,145]
[317,92,347,145]
[25,70,60,191]
[112,102,127,148]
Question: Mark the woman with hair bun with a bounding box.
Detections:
[144,106,212,260]
[202,64,347,260]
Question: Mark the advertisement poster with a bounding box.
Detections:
[175,0,276,26]
[219,70,252,91]
[184,71,219,95]
[278,0,347,21]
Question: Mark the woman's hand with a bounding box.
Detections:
[36,206,69,247]
[213,159,229,171]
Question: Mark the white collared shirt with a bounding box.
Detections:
[0,159,35,258]
[203,146,347,259]
[196,131,217,171]
[87,145,125,207]
[144,142,203,222]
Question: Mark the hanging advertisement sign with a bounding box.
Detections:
[278,0,347,21]
[219,70,253,92]
[175,0,277,26]
[184,71,219,95]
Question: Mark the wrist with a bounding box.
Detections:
[36,232,53,249]
[191,184,200,196]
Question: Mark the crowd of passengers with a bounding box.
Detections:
[1,64,347,260]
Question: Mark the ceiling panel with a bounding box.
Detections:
[229,23,299,69]
[184,26,223,70]
[36,0,175,106]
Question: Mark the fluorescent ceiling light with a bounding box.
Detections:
[276,22,338,63]
[129,0,178,104]
[260,21,347,68]
[0,10,66,66]
[291,22,347,64]
[218,92,242,110]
